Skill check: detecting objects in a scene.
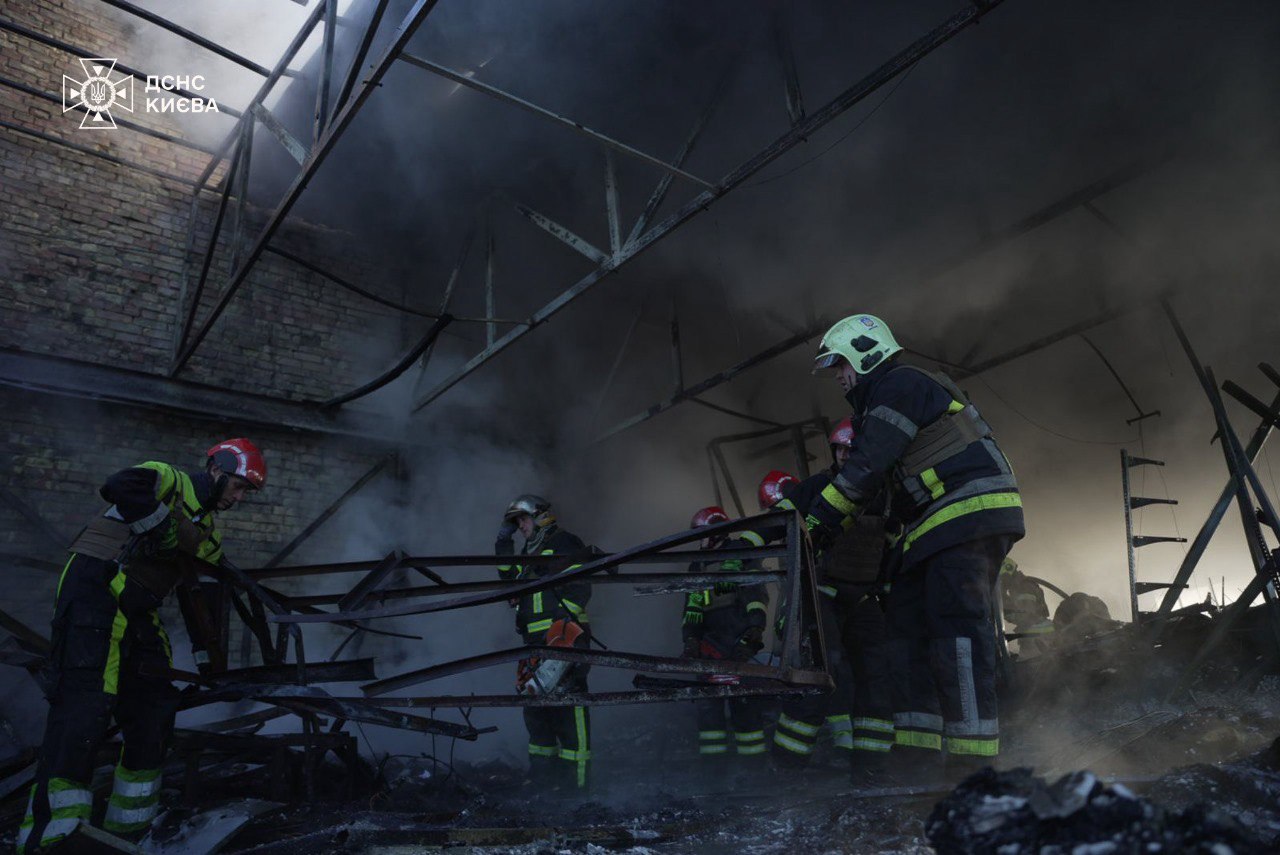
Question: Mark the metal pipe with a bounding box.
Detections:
[322,314,453,407]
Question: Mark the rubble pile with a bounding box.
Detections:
[926,766,1275,855]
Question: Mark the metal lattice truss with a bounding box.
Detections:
[0,0,1112,442]
[0,0,1189,447]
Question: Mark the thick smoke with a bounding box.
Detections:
[86,0,1280,763]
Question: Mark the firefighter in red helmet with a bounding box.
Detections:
[20,439,267,852]
[681,506,770,770]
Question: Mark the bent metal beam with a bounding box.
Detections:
[410,0,1012,413]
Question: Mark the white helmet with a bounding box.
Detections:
[813,314,902,376]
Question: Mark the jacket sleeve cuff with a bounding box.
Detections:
[129,502,170,534]
[819,482,858,516]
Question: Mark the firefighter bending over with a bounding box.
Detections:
[496,494,594,790]
[20,439,267,852]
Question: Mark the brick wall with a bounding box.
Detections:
[0,2,418,630]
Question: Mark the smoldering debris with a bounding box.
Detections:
[925,754,1280,855]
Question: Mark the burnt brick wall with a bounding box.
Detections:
[1,2,421,631]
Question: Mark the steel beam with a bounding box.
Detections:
[367,683,819,709]
[625,65,729,245]
[0,74,217,154]
[177,133,246,356]
[98,0,274,77]
[398,52,715,189]
[953,303,1141,379]
[279,570,787,608]
[0,348,413,444]
[604,148,622,255]
[334,0,390,112]
[251,103,307,165]
[192,1,327,193]
[362,644,829,697]
[595,324,823,442]
[252,543,789,581]
[270,512,789,621]
[173,0,445,374]
[512,201,609,265]
[773,9,805,125]
[313,0,339,139]
[265,454,396,569]
[411,0,1010,412]
[0,120,203,187]
[1154,302,1280,619]
[322,313,453,407]
[263,245,440,319]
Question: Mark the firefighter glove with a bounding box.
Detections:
[137,515,180,562]
[497,520,517,540]
[733,626,764,660]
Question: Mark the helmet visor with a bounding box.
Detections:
[812,351,844,375]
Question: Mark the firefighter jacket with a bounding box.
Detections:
[497,526,593,644]
[681,560,769,658]
[68,462,223,602]
[810,360,1025,569]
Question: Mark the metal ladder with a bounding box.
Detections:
[1121,451,1187,624]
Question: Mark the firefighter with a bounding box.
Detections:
[804,313,1024,774]
[998,558,1054,657]
[496,494,594,790]
[681,506,769,769]
[754,469,862,766]
[20,439,267,852]
[819,419,898,777]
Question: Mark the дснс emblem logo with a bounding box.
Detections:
[62,57,133,129]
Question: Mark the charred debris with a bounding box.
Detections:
[3,306,1280,851]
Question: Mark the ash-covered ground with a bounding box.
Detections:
[134,675,1280,854]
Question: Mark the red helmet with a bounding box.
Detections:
[757,470,799,510]
[691,506,730,529]
[207,438,267,490]
[829,417,855,449]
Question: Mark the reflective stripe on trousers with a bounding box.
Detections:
[19,778,92,853]
[104,764,161,833]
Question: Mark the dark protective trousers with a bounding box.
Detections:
[886,536,1013,758]
[772,596,854,763]
[695,694,767,759]
[841,593,896,754]
[522,668,591,788]
[20,555,178,852]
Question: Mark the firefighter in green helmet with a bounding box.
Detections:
[805,314,1024,777]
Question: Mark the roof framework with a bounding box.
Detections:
[0,0,1136,444]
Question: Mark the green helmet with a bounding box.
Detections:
[812,314,902,376]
